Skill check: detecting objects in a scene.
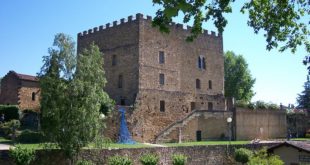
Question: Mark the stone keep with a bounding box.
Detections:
[77,13,228,142]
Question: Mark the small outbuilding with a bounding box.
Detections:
[268,141,310,165]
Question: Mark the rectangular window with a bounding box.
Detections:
[159,51,165,64]
[160,100,165,112]
[118,75,123,88]
[208,102,213,111]
[208,80,212,89]
[112,55,117,66]
[120,98,125,105]
[196,79,201,89]
[191,102,196,111]
[159,73,165,85]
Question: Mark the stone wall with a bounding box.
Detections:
[0,72,20,105]
[235,108,287,140]
[0,143,278,165]
[18,86,40,111]
[77,15,140,106]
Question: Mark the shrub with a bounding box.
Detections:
[255,101,268,109]
[108,155,133,165]
[76,160,95,165]
[267,103,279,110]
[235,100,248,108]
[17,129,44,143]
[9,145,36,165]
[234,148,252,164]
[1,119,20,139]
[172,154,187,165]
[247,103,256,110]
[0,105,19,121]
[305,133,310,138]
[248,148,284,165]
[140,153,159,165]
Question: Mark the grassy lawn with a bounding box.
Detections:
[163,140,250,147]
[0,137,262,149]
[291,138,310,141]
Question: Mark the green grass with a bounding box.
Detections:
[163,140,250,147]
[291,138,310,141]
[1,136,252,149]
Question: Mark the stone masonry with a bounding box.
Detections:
[77,13,229,142]
[0,71,40,111]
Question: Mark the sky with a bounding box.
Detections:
[0,0,308,106]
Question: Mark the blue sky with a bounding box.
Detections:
[0,0,308,105]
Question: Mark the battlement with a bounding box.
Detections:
[78,13,221,38]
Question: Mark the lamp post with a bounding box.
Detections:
[227,117,232,147]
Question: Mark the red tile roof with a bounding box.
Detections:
[9,71,38,82]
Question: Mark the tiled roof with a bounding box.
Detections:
[268,141,310,153]
[9,71,38,82]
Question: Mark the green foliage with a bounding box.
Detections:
[94,137,112,149]
[152,0,309,54]
[17,129,44,143]
[224,51,255,103]
[255,101,268,109]
[140,153,159,165]
[38,33,114,161]
[108,155,133,165]
[171,154,187,165]
[305,133,310,138]
[1,119,20,139]
[248,148,284,165]
[76,160,95,165]
[297,79,310,111]
[9,145,36,165]
[234,148,252,164]
[0,105,20,121]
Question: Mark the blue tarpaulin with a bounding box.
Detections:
[118,107,136,144]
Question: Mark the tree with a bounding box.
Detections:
[224,51,255,103]
[297,76,310,112]
[152,0,309,54]
[38,33,113,164]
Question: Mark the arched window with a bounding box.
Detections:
[32,92,36,101]
[196,79,201,89]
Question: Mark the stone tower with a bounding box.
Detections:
[77,13,229,142]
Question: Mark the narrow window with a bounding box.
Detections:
[160,100,165,112]
[208,102,213,111]
[208,80,212,89]
[196,79,201,89]
[159,74,165,85]
[112,55,117,66]
[32,92,36,101]
[191,102,196,111]
[159,51,165,64]
[202,57,206,69]
[198,57,202,69]
[118,74,123,88]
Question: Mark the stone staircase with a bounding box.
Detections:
[155,110,210,143]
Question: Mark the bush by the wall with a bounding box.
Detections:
[234,148,252,164]
[171,154,187,165]
[108,155,133,165]
[17,129,44,143]
[9,144,36,165]
[0,119,20,139]
[76,160,95,165]
[305,133,310,138]
[0,105,19,121]
[140,153,159,165]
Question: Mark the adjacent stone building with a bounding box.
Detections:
[77,13,232,142]
[0,71,40,111]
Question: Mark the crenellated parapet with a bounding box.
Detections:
[78,13,221,39]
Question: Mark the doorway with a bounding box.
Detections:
[196,130,202,141]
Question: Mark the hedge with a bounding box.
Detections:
[0,105,20,121]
